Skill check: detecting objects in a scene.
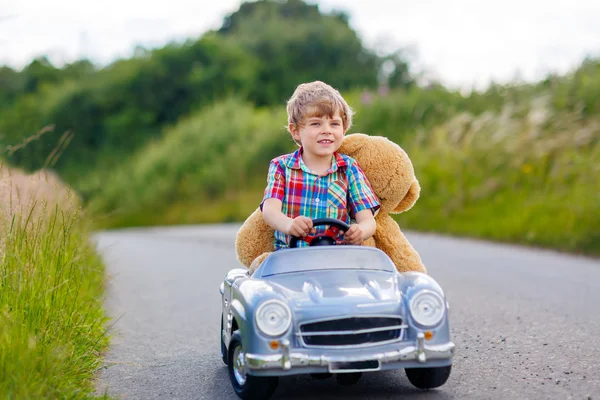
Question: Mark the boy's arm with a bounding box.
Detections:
[355,209,377,239]
[262,198,313,237]
[343,209,376,244]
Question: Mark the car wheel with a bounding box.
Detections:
[336,372,362,386]
[405,365,452,389]
[228,332,278,400]
[220,317,228,365]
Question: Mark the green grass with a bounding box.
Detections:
[0,202,109,399]
[88,85,599,258]
[84,98,292,220]
[397,101,600,256]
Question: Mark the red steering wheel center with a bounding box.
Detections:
[289,218,351,248]
[303,226,342,244]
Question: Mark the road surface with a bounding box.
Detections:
[94,224,600,399]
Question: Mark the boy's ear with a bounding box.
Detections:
[289,123,300,140]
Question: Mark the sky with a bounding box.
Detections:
[1,0,599,90]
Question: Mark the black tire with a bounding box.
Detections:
[405,365,452,389]
[336,372,362,386]
[228,332,278,400]
[220,318,228,365]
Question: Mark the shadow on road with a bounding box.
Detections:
[207,365,455,400]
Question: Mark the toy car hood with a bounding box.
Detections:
[243,247,442,312]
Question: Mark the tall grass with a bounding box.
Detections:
[398,97,600,255]
[0,200,109,398]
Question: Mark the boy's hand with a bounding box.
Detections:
[342,224,364,245]
[287,216,313,237]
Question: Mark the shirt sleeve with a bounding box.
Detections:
[260,159,286,211]
[346,160,380,218]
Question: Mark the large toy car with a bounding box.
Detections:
[220,218,454,399]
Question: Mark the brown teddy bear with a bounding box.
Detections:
[235,133,427,274]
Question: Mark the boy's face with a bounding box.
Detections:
[289,111,346,160]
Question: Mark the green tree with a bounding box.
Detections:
[217,0,400,105]
[2,34,260,176]
[0,66,25,109]
[21,57,62,93]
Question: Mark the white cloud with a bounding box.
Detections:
[317,0,600,88]
[1,0,599,89]
[0,0,241,66]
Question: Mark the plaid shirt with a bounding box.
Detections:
[261,148,380,249]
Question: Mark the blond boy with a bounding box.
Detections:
[261,81,380,249]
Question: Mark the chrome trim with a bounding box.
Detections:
[299,314,403,326]
[417,332,426,362]
[298,315,406,349]
[297,324,408,337]
[281,339,291,370]
[300,337,404,350]
[232,346,247,385]
[245,341,455,372]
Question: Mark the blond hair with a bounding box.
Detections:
[286,81,354,137]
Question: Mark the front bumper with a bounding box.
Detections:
[244,333,455,376]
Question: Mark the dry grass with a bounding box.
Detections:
[0,163,80,220]
[0,155,107,398]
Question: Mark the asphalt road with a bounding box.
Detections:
[94,224,600,400]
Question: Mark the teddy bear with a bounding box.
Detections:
[235,133,427,274]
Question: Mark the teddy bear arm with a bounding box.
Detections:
[235,208,275,268]
[373,215,427,274]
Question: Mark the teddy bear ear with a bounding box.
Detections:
[339,133,368,156]
[392,179,420,214]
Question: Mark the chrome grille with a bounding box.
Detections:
[299,317,404,347]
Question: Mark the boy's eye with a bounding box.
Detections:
[311,122,320,126]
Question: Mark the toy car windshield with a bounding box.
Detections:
[255,246,397,278]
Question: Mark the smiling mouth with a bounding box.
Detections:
[318,140,333,144]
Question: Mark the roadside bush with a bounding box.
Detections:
[0,165,108,398]
[399,97,600,255]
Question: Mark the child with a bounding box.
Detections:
[261,81,380,249]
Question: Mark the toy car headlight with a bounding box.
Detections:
[255,300,292,337]
[409,290,445,327]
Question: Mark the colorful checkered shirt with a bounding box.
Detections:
[261,148,380,249]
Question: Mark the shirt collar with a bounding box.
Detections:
[286,147,348,174]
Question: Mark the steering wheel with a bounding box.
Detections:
[289,218,350,248]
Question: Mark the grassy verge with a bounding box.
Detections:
[398,102,600,256]
[0,201,109,399]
